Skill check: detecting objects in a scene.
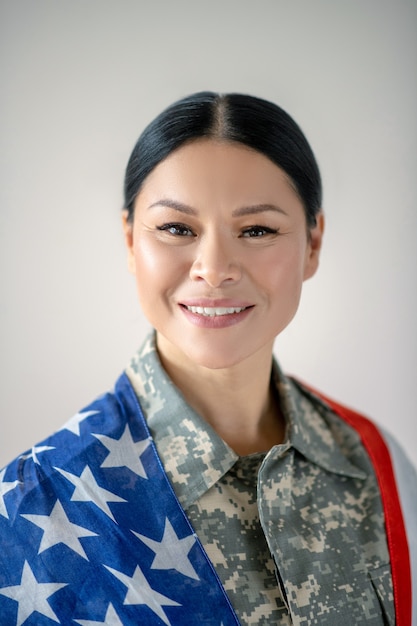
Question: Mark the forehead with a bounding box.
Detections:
[135,139,302,212]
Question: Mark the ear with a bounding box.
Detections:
[121,210,136,275]
[303,212,325,281]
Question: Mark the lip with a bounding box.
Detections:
[180,298,253,308]
[179,301,254,329]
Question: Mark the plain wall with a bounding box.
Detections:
[1,0,416,468]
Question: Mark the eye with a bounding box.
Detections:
[156,223,195,237]
[240,225,279,238]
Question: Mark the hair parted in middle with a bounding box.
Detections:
[124,92,322,228]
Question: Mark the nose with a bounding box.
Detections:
[189,231,242,287]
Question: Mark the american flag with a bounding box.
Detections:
[0,374,240,625]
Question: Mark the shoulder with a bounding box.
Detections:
[381,429,417,526]
[291,377,416,622]
[0,374,140,516]
[294,377,416,509]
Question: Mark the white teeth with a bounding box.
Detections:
[186,306,246,316]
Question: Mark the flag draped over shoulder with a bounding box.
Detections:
[0,374,240,626]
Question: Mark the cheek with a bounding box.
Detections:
[132,236,189,299]
[133,238,167,275]
[259,243,307,292]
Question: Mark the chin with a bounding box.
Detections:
[181,334,277,371]
[182,344,244,370]
[156,327,277,373]
[158,333,248,371]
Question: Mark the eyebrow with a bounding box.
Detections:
[148,199,197,215]
[148,199,288,217]
[232,203,288,217]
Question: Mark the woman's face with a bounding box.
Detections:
[123,139,323,370]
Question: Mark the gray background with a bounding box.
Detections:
[1,0,416,467]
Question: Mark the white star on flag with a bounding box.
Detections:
[133,517,199,580]
[62,410,99,436]
[74,602,124,625]
[105,563,181,626]
[0,560,66,626]
[21,498,98,559]
[54,465,126,522]
[20,445,55,465]
[93,425,151,479]
[0,468,20,519]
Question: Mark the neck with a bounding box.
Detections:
[156,335,286,455]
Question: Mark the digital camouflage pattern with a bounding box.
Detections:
[126,333,394,625]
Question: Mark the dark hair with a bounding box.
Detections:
[124,92,322,227]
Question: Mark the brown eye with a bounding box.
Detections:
[157,223,195,237]
[241,226,278,238]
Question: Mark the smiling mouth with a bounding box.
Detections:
[183,305,250,317]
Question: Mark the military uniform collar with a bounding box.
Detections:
[272,363,366,479]
[126,333,365,510]
[125,333,238,510]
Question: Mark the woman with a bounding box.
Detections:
[0,92,415,625]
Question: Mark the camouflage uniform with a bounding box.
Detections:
[126,333,394,625]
